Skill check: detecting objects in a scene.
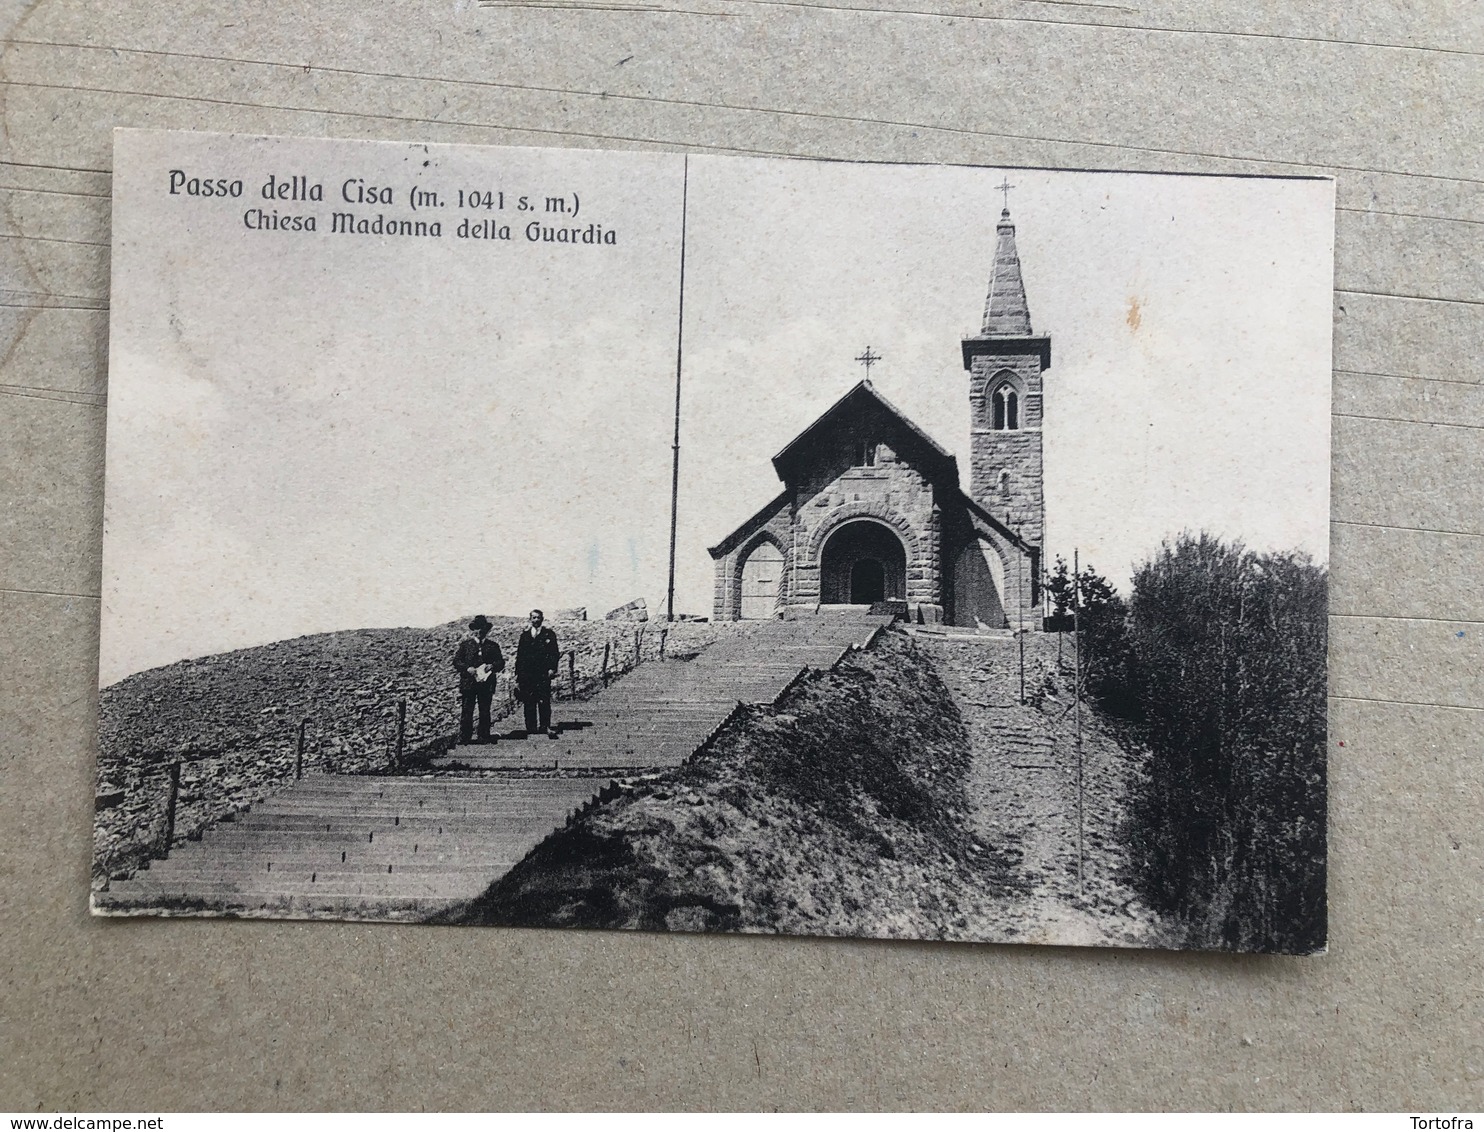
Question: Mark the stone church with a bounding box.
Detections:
[709,204,1049,629]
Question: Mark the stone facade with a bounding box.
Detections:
[710,388,952,622]
[966,348,1047,553]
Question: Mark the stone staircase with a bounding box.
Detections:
[431,612,894,770]
[96,775,606,918]
[95,611,892,920]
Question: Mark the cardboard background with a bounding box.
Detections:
[2,0,1481,1110]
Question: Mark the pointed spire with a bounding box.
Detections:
[980,207,1033,337]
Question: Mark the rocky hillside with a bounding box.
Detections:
[94,615,729,886]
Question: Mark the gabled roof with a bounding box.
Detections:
[952,487,1034,554]
[770,380,959,486]
[706,489,790,559]
[709,380,1041,563]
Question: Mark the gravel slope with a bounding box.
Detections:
[923,633,1166,948]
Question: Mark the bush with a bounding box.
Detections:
[1122,533,1328,953]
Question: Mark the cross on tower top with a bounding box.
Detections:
[996,177,1016,214]
[854,345,882,377]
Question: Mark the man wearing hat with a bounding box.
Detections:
[453,614,505,744]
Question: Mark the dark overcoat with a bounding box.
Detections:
[514,626,561,695]
[452,635,506,695]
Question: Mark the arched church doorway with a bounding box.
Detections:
[739,542,783,619]
[820,520,907,605]
[850,558,886,604]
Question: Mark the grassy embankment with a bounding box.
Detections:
[450,631,1029,939]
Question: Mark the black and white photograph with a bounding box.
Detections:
[93,129,1334,954]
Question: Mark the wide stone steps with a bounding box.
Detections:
[192,838,555,857]
[95,612,892,920]
[116,870,511,887]
[147,848,524,867]
[436,614,891,771]
[108,878,496,902]
[121,857,524,877]
[186,817,601,836]
[231,799,565,815]
[145,856,525,874]
[95,774,605,918]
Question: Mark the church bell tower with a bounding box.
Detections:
[962,200,1051,553]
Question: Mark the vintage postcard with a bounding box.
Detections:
[94,129,1334,953]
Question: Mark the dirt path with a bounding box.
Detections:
[920,632,1164,949]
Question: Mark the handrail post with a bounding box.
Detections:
[394,699,407,766]
[296,718,306,779]
[601,641,611,686]
[660,627,669,660]
[567,650,576,700]
[160,761,181,858]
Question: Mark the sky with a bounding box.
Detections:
[100,131,1333,685]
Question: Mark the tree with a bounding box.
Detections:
[1046,555,1075,619]
[1046,555,1138,718]
[1122,532,1327,953]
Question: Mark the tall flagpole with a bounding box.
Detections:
[666,156,690,624]
[1074,546,1084,898]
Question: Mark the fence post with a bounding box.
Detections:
[395,699,407,766]
[296,718,306,779]
[567,650,577,700]
[1017,525,1026,706]
[634,627,643,667]
[160,761,181,858]
[660,627,668,660]
[601,641,611,687]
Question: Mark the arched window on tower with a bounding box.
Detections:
[992,384,1020,431]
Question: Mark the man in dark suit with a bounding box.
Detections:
[514,608,561,737]
[453,614,505,744]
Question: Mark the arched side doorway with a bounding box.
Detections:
[820,520,907,605]
[738,541,784,619]
[949,537,1007,628]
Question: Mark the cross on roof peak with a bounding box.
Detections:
[854,345,882,377]
[996,177,1016,215]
